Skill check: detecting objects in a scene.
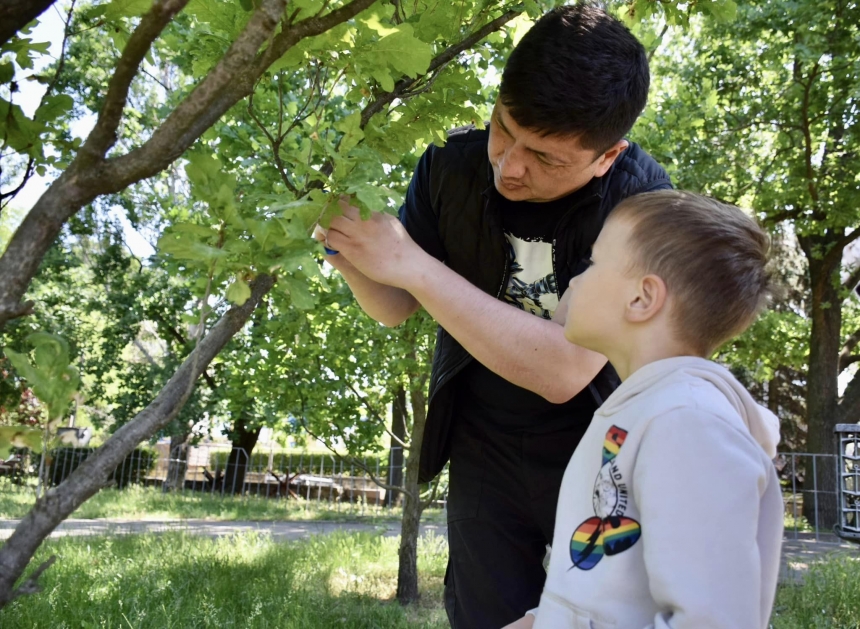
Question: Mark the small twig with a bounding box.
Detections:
[7,555,57,603]
[647,23,669,63]
[298,411,412,497]
[342,379,411,450]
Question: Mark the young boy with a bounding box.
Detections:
[504,190,783,629]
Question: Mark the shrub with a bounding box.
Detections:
[208,450,392,477]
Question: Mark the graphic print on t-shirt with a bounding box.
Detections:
[503,233,559,319]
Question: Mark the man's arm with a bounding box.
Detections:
[320,241,419,327]
[323,206,607,404]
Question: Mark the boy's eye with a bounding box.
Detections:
[585,257,594,266]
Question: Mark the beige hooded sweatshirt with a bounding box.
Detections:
[530,356,783,629]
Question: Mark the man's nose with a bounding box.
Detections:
[499,145,526,180]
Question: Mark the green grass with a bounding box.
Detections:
[0,532,450,628]
[0,483,446,524]
[771,553,860,628]
[2,529,859,628]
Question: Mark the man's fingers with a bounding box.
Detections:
[312,224,327,242]
[338,195,361,220]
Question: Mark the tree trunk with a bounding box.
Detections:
[222,421,261,495]
[0,275,274,609]
[164,431,190,492]
[387,386,407,506]
[396,384,428,605]
[802,248,843,530]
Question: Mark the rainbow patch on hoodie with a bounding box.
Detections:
[570,426,641,571]
[570,516,641,570]
[601,425,628,465]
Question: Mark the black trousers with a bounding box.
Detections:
[444,419,587,629]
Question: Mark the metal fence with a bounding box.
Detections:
[776,452,843,544]
[145,443,415,511]
[2,445,854,544]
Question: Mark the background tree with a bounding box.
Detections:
[640,0,860,526]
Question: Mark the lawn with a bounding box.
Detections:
[1,530,859,628]
[1,532,450,628]
[0,483,445,524]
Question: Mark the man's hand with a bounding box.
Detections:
[315,196,606,402]
[323,196,427,290]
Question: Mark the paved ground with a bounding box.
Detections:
[2,518,857,583]
[0,518,447,541]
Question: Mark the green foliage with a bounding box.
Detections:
[208,449,391,475]
[4,333,79,424]
[0,426,41,459]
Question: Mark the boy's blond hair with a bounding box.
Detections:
[608,190,772,356]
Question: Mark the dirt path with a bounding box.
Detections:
[2,518,856,582]
[0,518,446,541]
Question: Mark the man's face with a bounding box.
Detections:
[487,101,627,203]
[564,218,637,353]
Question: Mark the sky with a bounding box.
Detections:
[7,4,155,257]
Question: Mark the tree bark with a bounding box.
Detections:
[222,421,262,495]
[164,430,190,492]
[0,0,56,49]
[802,240,843,529]
[396,384,428,605]
[0,274,275,609]
[0,0,381,332]
[387,385,407,506]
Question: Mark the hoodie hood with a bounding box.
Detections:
[598,356,781,458]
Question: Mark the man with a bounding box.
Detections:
[317,4,671,627]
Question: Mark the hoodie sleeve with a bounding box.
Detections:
[631,409,773,629]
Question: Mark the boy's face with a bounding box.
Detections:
[564,218,637,352]
[488,102,626,203]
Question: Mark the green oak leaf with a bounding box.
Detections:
[226,277,252,305]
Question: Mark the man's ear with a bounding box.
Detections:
[593,139,629,178]
[626,274,667,323]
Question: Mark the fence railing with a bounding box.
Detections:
[1,445,853,545]
[776,452,844,544]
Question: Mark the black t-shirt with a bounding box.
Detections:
[455,187,599,433]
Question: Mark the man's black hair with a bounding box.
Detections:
[499,3,649,154]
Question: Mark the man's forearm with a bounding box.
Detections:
[404,251,606,403]
[328,255,419,327]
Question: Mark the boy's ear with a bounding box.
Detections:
[626,274,667,323]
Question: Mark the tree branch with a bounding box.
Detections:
[647,23,669,63]
[359,9,521,128]
[838,369,860,425]
[838,228,860,254]
[0,0,76,211]
[841,355,860,372]
[0,0,57,48]
[78,0,190,165]
[300,419,412,497]
[0,275,275,608]
[255,0,378,73]
[342,379,411,450]
[3,555,57,605]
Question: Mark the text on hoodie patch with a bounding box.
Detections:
[569,426,641,571]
